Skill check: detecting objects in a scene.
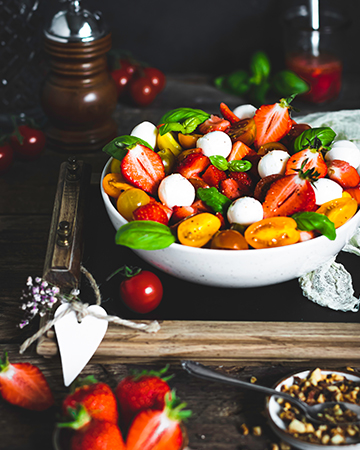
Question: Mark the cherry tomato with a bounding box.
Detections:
[116,188,150,221]
[120,269,163,314]
[102,173,134,198]
[157,131,182,157]
[257,141,289,157]
[281,122,311,151]
[0,143,13,173]
[110,158,123,173]
[178,133,202,150]
[177,213,221,247]
[244,217,300,249]
[143,67,166,93]
[226,118,256,146]
[157,148,176,175]
[210,229,249,250]
[119,59,138,77]
[10,125,46,160]
[316,197,358,228]
[345,186,360,204]
[111,68,133,97]
[129,76,158,106]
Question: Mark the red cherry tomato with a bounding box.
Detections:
[119,59,138,77]
[120,270,163,314]
[143,67,166,93]
[129,76,158,106]
[0,143,13,173]
[111,68,133,97]
[10,125,46,160]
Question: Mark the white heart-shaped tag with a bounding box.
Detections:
[54,303,108,386]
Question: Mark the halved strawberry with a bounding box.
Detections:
[219,102,240,124]
[285,148,327,178]
[253,97,293,149]
[202,164,227,187]
[126,391,191,450]
[0,351,54,411]
[133,202,170,225]
[262,170,316,218]
[121,143,165,196]
[174,152,210,179]
[227,140,257,161]
[327,159,360,188]
[219,178,243,200]
[198,115,230,134]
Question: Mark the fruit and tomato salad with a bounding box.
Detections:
[102,96,360,251]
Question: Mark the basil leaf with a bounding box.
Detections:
[271,70,309,97]
[115,221,176,250]
[292,211,336,240]
[249,51,271,85]
[103,135,153,161]
[226,70,251,95]
[228,160,252,172]
[293,127,336,153]
[209,155,229,171]
[158,107,210,136]
[197,187,232,215]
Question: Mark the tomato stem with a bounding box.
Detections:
[105,265,142,281]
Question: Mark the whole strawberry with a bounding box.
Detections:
[62,376,118,424]
[126,390,191,450]
[116,365,172,427]
[58,405,125,450]
[0,351,54,411]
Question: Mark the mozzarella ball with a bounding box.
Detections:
[258,150,290,178]
[232,104,257,120]
[325,140,360,169]
[227,196,264,226]
[130,121,158,149]
[312,178,343,205]
[196,130,232,158]
[158,173,195,209]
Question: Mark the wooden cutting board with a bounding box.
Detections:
[36,161,360,365]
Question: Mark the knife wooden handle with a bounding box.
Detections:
[42,157,91,294]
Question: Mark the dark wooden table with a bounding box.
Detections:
[1,74,360,449]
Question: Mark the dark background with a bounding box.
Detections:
[40,0,359,77]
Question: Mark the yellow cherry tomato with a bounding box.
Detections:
[177,213,221,247]
[210,229,249,250]
[110,158,123,174]
[157,131,182,157]
[244,217,300,249]
[178,132,202,149]
[102,173,134,198]
[157,147,176,174]
[316,197,358,228]
[116,188,150,221]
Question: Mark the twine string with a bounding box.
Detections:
[19,265,160,354]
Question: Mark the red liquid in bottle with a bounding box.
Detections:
[286,53,342,103]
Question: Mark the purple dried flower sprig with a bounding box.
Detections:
[19,276,78,329]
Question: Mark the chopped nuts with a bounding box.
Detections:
[277,368,360,445]
[252,426,262,436]
[250,376,257,384]
[240,423,249,435]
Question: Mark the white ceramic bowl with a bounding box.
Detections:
[101,158,360,288]
[266,369,360,450]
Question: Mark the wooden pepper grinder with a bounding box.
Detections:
[41,0,118,152]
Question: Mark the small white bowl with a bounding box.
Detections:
[266,369,360,450]
[101,158,360,288]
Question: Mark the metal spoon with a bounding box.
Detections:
[182,360,360,426]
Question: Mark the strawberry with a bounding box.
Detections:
[219,177,243,200]
[133,202,170,225]
[229,171,254,196]
[254,174,284,202]
[121,143,165,196]
[62,376,118,424]
[0,351,54,411]
[327,159,360,188]
[198,114,230,134]
[58,405,125,450]
[262,167,317,218]
[115,365,172,427]
[202,164,227,187]
[285,148,328,178]
[253,97,293,149]
[126,390,191,450]
[219,102,240,124]
[227,140,257,161]
[174,152,210,179]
